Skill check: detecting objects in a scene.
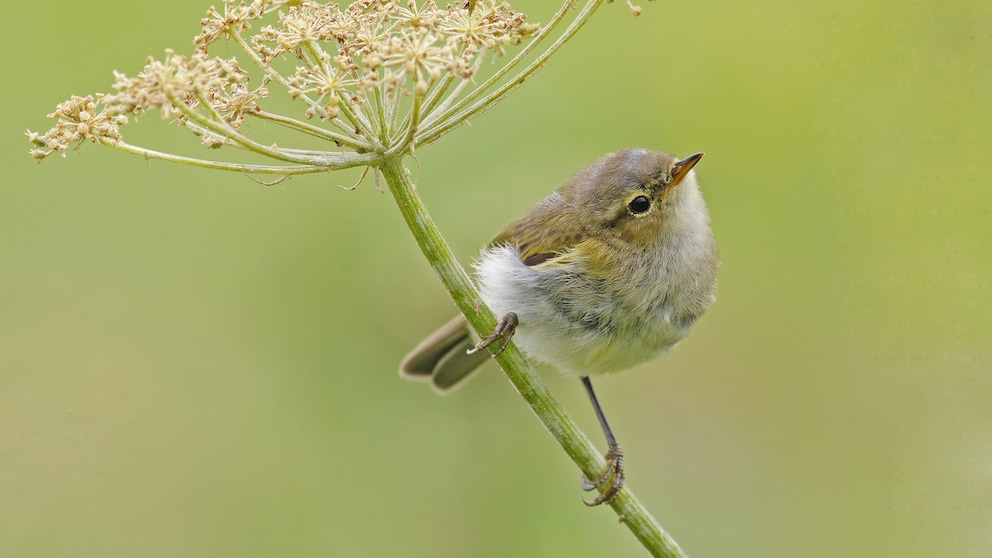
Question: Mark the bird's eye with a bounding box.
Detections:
[627,195,651,215]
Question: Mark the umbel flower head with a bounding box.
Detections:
[29,0,641,177]
[28,0,544,175]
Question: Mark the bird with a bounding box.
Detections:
[400,148,718,505]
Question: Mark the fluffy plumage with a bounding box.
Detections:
[401,148,718,390]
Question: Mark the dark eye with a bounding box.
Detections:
[627,195,651,214]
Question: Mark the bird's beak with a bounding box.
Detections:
[670,152,704,187]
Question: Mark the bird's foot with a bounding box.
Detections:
[581,443,624,506]
[466,312,518,357]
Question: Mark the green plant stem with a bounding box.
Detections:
[103,138,380,174]
[379,156,690,558]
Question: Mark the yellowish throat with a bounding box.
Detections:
[401,148,718,505]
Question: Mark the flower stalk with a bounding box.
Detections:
[27,0,688,556]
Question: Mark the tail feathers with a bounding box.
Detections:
[400,315,490,393]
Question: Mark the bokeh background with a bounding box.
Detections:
[3,1,990,556]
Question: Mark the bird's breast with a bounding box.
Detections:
[475,240,713,376]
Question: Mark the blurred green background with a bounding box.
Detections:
[3,1,990,556]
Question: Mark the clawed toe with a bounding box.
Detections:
[466,312,518,357]
[582,444,624,506]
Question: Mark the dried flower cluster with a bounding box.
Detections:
[27,95,127,159]
[29,0,539,169]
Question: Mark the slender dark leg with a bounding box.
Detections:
[580,376,624,506]
[466,312,518,357]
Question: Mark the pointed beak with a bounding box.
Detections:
[670,152,704,187]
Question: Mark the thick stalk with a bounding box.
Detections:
[378,156,689,558]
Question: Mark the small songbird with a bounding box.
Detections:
[400,148,718,505]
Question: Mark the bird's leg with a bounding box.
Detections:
[466,312,518,357]
[580,376,625,506]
